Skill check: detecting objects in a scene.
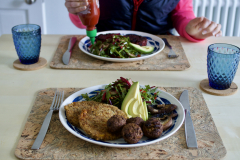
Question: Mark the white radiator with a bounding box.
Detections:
[193,0,240,37]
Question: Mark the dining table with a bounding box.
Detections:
[0,34,239,160]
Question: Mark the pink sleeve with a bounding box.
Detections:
[171,0,204,42]
[69,13,86,29]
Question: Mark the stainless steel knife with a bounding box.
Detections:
[62,37,77,65]
[179,90,198,149]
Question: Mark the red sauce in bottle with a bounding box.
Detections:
[78,0,100,44]
[78,0,100,31]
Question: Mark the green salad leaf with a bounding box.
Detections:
[81,77,160,109]
[90,35,142,58]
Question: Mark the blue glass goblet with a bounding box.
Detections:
[12,24,41,65]
[207,43,240,90]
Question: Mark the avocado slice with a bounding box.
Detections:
[121,82,139,118]
[128,99,140,117]
[142,101,148,121]
[129,42,154,54]
[121,81,149,121]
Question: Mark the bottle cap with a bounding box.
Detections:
[86,29,97,45]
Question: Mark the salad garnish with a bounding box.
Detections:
[90,35,149,58]
[81,77,160,109]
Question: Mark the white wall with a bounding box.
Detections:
[0,0,44,37]
[43,0,85,35]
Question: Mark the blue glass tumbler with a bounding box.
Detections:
[207,43,240,90]
[12,24,41,65]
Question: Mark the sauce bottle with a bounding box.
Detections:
[78,0,100,44]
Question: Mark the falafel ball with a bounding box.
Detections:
[126,117,144,128]
[122,123,143,144]
[107,115,126,133]
[142,118,163,139]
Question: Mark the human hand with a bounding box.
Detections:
[65,0,88,15]
[185,17,222,39]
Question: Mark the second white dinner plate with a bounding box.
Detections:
[79,30,165,62]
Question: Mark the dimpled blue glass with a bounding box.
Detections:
[207,43,240,90]
[12,24,41,64]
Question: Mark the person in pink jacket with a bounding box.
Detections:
[65,0,222,42]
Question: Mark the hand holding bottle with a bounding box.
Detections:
[66,0,100,44]
[65,0,88,15]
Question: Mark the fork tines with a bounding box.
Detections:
[51,90,64,111]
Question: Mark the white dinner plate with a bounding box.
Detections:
[59,84,185,148]
[79,30,165,62]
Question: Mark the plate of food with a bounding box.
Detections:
[59,77,184,148]
[78,30,165,62]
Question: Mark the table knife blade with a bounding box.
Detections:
[62,37,77,65]
[179,90,198,149]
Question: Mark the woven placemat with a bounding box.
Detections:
[15,87,226,159]
[49,35,190,71]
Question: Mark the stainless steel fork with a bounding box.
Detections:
[31,90,64,150]
[162,38,179,58]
